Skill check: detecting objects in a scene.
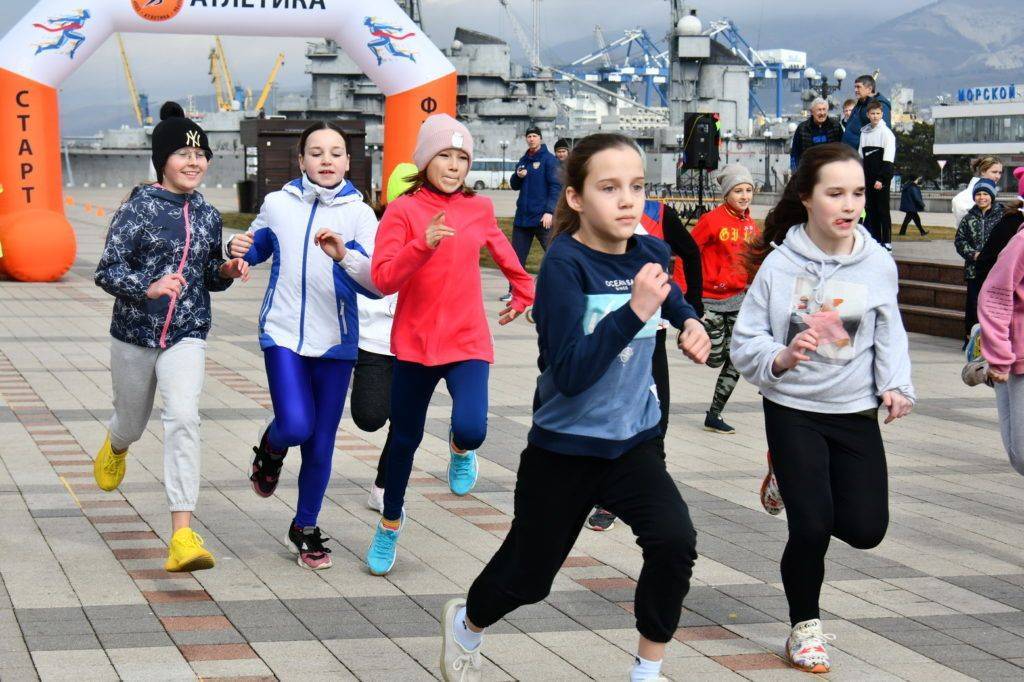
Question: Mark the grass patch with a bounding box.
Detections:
[221,212,257,231]
[479,218,545,274]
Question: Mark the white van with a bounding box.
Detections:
[466,158,519,190]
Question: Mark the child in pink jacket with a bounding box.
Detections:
[979,224,1024,476]
[365,114,535,575]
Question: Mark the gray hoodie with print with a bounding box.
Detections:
[729,224,915,413]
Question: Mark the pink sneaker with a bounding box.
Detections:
[287,524,333,570]
[760,451,784,516]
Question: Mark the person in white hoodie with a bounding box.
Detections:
[730,143,915,674]
[227,121,380,570]
[952,157,1003,227]
[858,101,896,249]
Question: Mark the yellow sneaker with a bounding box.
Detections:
[164,528,216,573]
[93,434,127,491]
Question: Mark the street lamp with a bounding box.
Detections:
[763,130,773,193]
[499,140,510,189]
[804,67,846,107]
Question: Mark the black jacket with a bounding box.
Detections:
[790,116,844,169]
[977,210,1024,285]
[900,184,925,213]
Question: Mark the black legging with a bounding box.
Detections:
[965,277,982,343]
[899,212,926,236]
[652,328,669,440]
[350,348,394,488]
[763,399,888,625]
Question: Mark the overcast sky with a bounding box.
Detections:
[2,0,936,110]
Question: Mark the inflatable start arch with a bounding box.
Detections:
[0,0,456,281]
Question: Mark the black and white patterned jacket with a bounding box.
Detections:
[95,184,232,348]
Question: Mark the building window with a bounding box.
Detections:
[938,114,1024,144]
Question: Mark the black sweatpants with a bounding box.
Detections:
[350,348,394,488]
[899,212,925,236]
[763,399,888,625]
[864,186,892,246]
[465,438,697,643]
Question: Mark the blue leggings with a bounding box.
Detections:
[264,346,354,528]
[384,359,489,520]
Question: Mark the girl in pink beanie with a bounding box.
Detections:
[365,113,535,575]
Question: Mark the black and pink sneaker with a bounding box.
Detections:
[250,423,286,498]
[288,524,333,570]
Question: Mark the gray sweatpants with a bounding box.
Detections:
[994,374,1024,477]
[108,337,206,511]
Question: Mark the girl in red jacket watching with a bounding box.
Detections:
[366,114,535,575]
[692,164,761,434]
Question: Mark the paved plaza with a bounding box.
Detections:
[0,199,1021,681]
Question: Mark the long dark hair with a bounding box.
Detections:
[551,133,642,239]
[298,121,348,155]
[746,142,862,275]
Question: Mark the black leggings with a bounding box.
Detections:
[763,399,889,625]
[899,212,925,235]
[466,438,697,643]
[350,348,394,488]
[965,277,981,342]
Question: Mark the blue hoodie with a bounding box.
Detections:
[530,233,699,458]
[95,184,232,348]
[510,143,562,227]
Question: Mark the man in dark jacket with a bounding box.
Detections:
[503,125,560,301]
[790,98,844,169]
[841,74,892,149]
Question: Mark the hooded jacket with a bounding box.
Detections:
[95,184,232,348]
[979,226,1024,376]
[691,203,760,301]
[240,176,380,360]
[730,224,915,413]
[509,143,561,227]
[956,202,1005,281]
[372,186,535,366]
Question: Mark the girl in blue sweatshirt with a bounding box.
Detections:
[437,134,712,682]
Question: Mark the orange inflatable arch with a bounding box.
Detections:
[0,0,456,281]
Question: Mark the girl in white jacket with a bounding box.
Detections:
[952,157,1003,226]
[228,122,380,569]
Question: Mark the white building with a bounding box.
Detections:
[933,83,1024,162]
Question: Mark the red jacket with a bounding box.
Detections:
[691,203,759,300]
[372,187,535,366]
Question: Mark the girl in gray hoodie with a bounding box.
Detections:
[729,143,915,674]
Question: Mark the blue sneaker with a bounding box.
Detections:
[447,431,479,496]
[366,509,405,576]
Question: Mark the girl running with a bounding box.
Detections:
[93,102,249,572]
[691,164,760,434]
[730,143,915,673]
[227,121,380,570]
[978,217,1024,476]
[438,133,711,682]
[367,114,535,576]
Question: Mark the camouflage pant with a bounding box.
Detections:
[703,309,739,417]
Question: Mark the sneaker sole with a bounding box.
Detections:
[703,425,736,434]
[165,555,215,573]
[759,476,783,516]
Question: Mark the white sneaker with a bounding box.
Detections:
[786,619,834,673]
[367,484,385,513]
[440,598,482,682]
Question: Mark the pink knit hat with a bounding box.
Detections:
[1014,166,1024,199]
[412,114,474,171]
